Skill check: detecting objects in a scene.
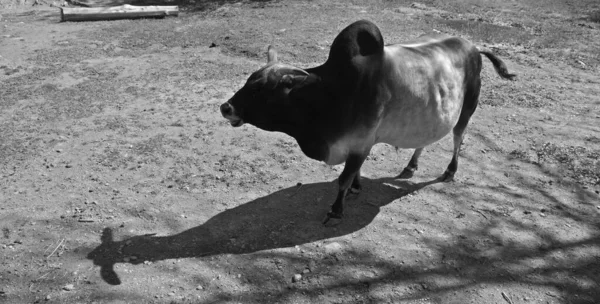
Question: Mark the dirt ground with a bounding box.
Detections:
[1,0,600,303]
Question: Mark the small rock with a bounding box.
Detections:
[324,242,342,254]
[292,274,302,283]
[167,292,175,296]
[308,260,316,271]
[302,268,310,274]
[63,284,75,291]
[411,2,429,10]
[196,285,203,290]
[123,257,130,262]
[46,294,51,300]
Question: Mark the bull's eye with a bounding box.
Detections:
[251,87,261,99]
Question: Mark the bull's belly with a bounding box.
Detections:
[375,106,462,149]
[376,121,454,148]
[323,92,464,164]
[323,112,461,165]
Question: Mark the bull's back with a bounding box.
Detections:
[375,35,479,148]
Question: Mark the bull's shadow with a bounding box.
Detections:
[87,177,441,285]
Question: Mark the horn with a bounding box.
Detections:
[267,45,277,63]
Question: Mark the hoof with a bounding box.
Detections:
[322,212,343,226]
[440,171,455,182]
[348,186,361,195]
[397,168,415,179]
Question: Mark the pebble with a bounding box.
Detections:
[63,284,75,291]
[324,242,342,254]
[292,274,302,283]
[196,285,203,290]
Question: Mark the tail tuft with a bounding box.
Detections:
[480,51,516,80]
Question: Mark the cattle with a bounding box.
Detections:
[220,20,515,225]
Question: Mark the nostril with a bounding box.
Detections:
[221,103,233,116]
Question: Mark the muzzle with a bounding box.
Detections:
[220,102,244,127]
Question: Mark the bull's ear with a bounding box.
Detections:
[280,74,307,88]
[267,45,277,64]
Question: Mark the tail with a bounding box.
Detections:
[479,51,516,80]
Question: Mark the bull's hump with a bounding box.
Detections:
[327,20,384,64]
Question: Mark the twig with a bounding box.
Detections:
[42,242,54,255]
[46,238,65,259]
[501,291,513,304]
[474,209,488,220]
[545,292,560,298]
[35,271,52,281]
[288,184,304,197]
[366,201,379,207]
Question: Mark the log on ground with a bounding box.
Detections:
[60,4,178,22]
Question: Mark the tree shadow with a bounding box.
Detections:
[86,177,441,285]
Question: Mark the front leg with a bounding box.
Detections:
[349,171,362,194]
[323,153,368,226]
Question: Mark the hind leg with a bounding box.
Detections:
[441,78,481,182]
[441,132,464,182]
[397,148,423,179]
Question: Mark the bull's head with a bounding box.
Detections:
[220,46,310,132]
